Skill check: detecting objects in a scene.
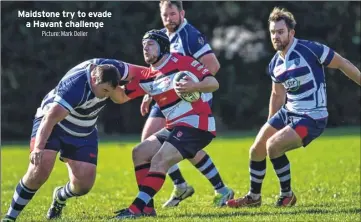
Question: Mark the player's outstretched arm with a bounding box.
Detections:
[268,82,286,120]
[127,64,147,80]
[327,52,361,86]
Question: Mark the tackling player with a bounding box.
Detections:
[226,7,361,208]
[1,59,145,222]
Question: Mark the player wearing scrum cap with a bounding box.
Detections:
[111,29,220,219]
[140,0,234,208]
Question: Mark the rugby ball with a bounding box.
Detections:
[173,71,201,103]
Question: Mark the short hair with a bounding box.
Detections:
[94,64,120,88]
[268,7,297,30]
[159,0,183,11]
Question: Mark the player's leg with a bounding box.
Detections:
[115,126,214,219]
[187,150,234,207]
[144,105,193,208]
[267,115,327,207]
[46,130,98,219]
[227,110,283,208]
[132,131,165,216]
[142,105,185,191]
[3,118,59,221]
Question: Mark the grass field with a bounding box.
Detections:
[1,127,360,222]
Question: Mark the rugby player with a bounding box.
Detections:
[112,29,220,219]
[140,0,233,208]
[226,7,361,208]
[1,59,145,222]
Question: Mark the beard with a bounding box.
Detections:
[165,17,181,32]
[273,35,290,51]
[144,54,157,64]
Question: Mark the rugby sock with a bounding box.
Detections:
[248,159,266,199]
[167,164,187,189]
[195,154,226,194]
[129,172,166,214]
[270,154,292,197]
[57,182,79,202]
[5,179,38,220]
[134,163,154,213]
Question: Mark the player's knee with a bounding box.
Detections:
[249,142,267,160]
[150,154,169,173]
[132,143,146,163]
[266,137,278,157]
[25,162,53,187]
[189,150,206,165]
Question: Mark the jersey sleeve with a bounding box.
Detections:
[53,78,85,112]
[181,56,213,81]
[304,41,335,66]
[124,76,146,99]
[187,31,213,60]
[91,58,129,80]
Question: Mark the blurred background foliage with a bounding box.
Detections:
[1,1,360,140]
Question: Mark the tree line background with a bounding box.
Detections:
[1,1,360,140]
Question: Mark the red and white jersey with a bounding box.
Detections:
[125,53,216,135]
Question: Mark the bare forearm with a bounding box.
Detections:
[268,93,285,120]
[194,77,219,93]
[339,59,361,85]
[34,117,56,150]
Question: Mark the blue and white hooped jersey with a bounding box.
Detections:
[268,38,335,119]
[34,58,129,137]
[161,19,214,102]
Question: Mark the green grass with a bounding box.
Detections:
[1,127,360,221]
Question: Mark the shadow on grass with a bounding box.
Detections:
[174,207,361,218]
[98,207,361,221]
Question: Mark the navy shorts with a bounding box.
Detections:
[149,99,213,119]
[268,107,328,147]
[149,104,165,118]
[30,117,98,165]
[154,126,215,159]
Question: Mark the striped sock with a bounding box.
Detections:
[249,159,266,199]
[167,164,187,189]
[195,154,226,193]
[129,172,166,214]
[270,154,292,197]
[134,163,154,213]
[57,182,78,202]
[5,179,38,220]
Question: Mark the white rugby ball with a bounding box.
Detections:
[173,71,201,103]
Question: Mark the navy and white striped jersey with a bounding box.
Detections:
[161,19,214,102]
[34,58,129,137]
[268,38,335,119]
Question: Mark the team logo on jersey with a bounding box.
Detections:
[284,77,300,92]
[198,36,204,45]
[176,131,183,137]
[294,58,300,66]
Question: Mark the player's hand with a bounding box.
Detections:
[175,76,198,93]
[140,94,152,116]
[30,149,44,166]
